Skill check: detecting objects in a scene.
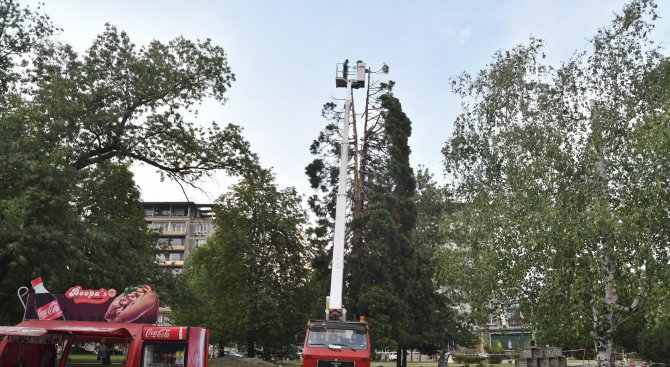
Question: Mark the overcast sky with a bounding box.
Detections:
[33,0,670,203]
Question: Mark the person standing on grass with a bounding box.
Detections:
[98,342,107,364]
[104,344,112,365]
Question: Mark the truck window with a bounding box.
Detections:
[306,328,367,350]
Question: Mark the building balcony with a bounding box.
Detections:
[165,245,185,251]
[159,260,184,267]
[161,230,186,236]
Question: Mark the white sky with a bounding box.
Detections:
[32,0,670,203]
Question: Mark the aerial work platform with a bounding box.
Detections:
[335,60,366,88]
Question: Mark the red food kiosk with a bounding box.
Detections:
[0,279,209,367]
[0,321,209,367]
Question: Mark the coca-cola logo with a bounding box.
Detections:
[145,328,172,339]
[143,327,186,341]
[65,286,116,304]
[36,300,63,320]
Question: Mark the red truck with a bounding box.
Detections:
[302,320,370,367]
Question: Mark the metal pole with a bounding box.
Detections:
[328,78,352,315]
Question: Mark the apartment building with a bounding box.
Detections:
[143,201,215,274]
[142,201,215,324]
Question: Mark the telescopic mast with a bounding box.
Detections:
[328,60,366,321]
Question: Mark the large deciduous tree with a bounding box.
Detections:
[441,0,669,363]
[171,169,312,358]
[26,23,257,181]
[0,1,258,321]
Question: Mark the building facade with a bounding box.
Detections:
[477,304,532,353]
[142,202,216,324]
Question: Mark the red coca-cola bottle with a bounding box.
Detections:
[31,277,65,320]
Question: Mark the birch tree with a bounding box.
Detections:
[441,0,669,363]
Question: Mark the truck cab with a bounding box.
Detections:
[302,320,370,367]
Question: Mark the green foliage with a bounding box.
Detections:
[0,2,258,322]
[26,23,258,181]
[0,0,55,95]
[306,67,466,361]
[349,94,417,355]
[440,0,669,358]
[635,279,670,362]
[409,168,472,353]
[304,65,395,317]
[170,169,312,358]
[0,157,158,322]
[637,323,670,363]
[486,342,505,364]
[452,354,486,364]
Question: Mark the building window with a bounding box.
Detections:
[152,223,168,232]
[170,238,184,246]
[169,252,183,261]
[194,224,208,235]
[156,253,166,261]
[506,307,522,327]
[171,268,182,275]
[172,207,187,216]
[155,207,171,216]
[156,238,169,246]
[144,207,154,216]
[195,239,206,248]
[171,222,186,232]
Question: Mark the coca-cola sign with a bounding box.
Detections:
[23,279,159,324]
[143,327,188,341]
[65,286,117,304]
[36,300,64,320]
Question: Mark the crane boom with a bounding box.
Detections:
[328,77,352,316]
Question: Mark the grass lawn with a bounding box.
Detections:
[211,356,600,367]
[270,358,598,367]
[59,353,126,365]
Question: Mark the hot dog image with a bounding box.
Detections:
[104,284,159,323]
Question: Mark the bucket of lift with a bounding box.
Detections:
[336,60,366,89]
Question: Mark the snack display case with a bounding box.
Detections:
[140,327,199,367]
[142,342,187,367]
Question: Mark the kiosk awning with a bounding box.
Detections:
[0,327,48,337]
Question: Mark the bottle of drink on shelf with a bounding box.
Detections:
[31,277,65,320]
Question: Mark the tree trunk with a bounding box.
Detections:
[591,272,617,367]
[247,336,255,358]
[438,350,447,367]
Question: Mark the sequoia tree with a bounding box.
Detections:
[348,94,417,364]
[441,0,669,363]
[304,63,393,319]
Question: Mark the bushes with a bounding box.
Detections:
[485,342,505,364]
[453,353,486,364]
[638,324,670,363]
